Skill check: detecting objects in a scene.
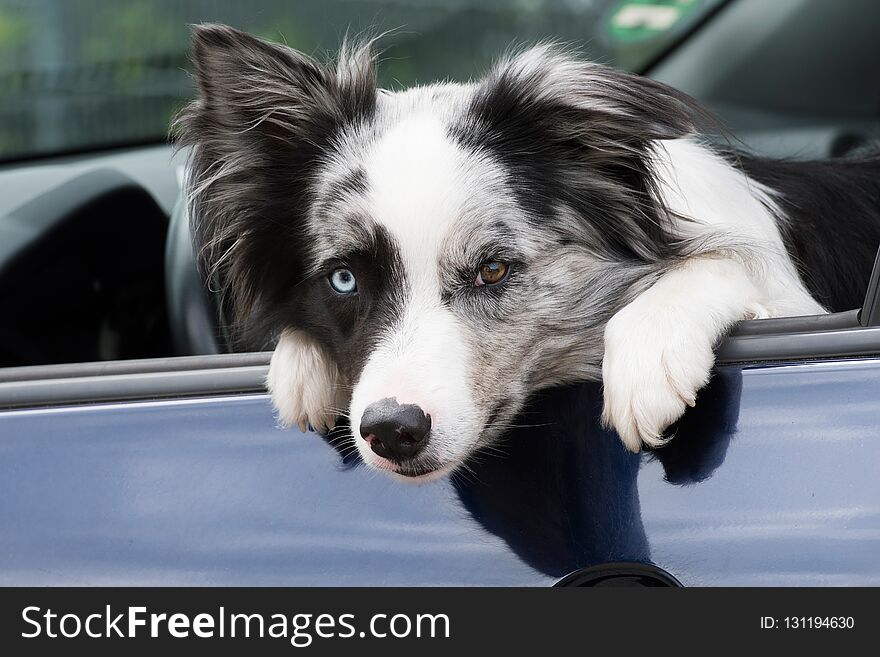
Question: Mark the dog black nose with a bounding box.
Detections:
[360,398,431,461]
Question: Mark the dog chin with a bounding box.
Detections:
[389,466,456,484]
[362,454,458,484]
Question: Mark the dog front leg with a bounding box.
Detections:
[601,256,768,451]
[267,329,345,433]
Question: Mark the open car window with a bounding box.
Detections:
[0,0,728,372]
[1,0,879,383]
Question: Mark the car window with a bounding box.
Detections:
[4,0,879,375]
[0,0,723,161]
[0,0,878,391]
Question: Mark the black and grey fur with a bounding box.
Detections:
[176,25,880,479]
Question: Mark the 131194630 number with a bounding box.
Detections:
[785,617,854,629]
[761,616,855,629]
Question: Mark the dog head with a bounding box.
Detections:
[176,25,697,480]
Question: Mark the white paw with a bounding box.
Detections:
[266,330,345,433]
[601,256,773,451]
[601,305,717,452]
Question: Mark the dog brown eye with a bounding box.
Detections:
[475,261,509,287]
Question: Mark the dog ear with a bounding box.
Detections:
[173,25,377,344]
[473,43,698,146]
[460,44,706,262]
[185,24,376,146]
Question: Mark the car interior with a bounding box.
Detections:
[0,0,878,371]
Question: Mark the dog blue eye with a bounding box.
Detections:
[329,268,357,294]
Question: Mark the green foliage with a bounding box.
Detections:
[0,0,717,160]
[0,6,29,54]
[82,1,182,62]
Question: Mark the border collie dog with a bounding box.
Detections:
[177,25,880,480]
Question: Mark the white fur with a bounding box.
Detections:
[346,114,486,472]
[348,299,479,473]
[602,256,769,451]
[266,330,344,433]
[654,139,825,316]
[362,112,488,274]
[601,139,827,451]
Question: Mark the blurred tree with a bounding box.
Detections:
[0,0,717,160]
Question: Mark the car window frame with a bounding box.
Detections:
[3,299,880,411]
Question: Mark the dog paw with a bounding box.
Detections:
[601,256,773,451]
[266,330,344,433]
[601,305,717,452]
